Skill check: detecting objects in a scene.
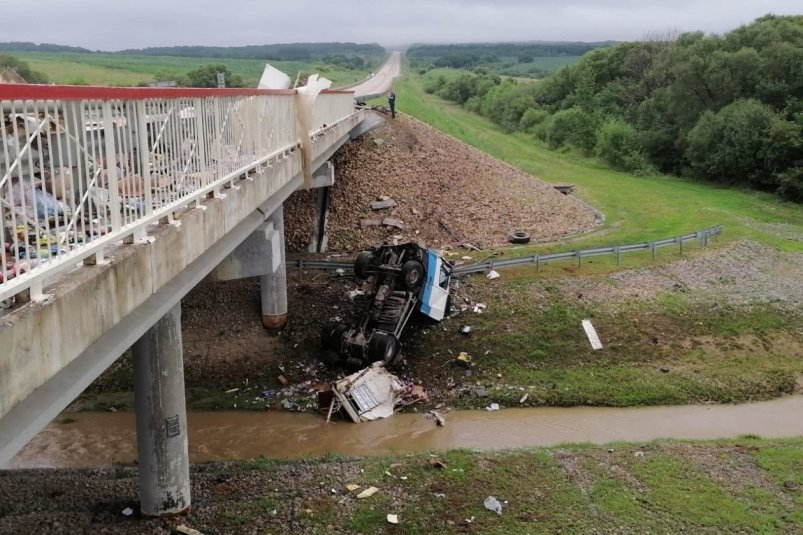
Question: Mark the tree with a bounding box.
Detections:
[182,64,245,88]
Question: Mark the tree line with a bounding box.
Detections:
[425,15,803,201]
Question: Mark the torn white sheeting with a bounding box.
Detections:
[333,363,406,423]
[486,270,500,280]
[258,63,292,89]
[581,319,603,350]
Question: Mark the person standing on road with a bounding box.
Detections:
[388,88,396,118]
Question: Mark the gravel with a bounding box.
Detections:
[284,114,598,252]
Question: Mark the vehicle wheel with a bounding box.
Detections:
[368,333,398,363]
[320,349,341,367]
[354,251,375,279]
[322,322,348,351]
[508,230,531,244]
[401,260,424,289]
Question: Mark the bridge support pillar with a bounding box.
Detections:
[132,303,191,516]
[261,205,288,331]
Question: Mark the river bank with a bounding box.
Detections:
[2,437,801,534]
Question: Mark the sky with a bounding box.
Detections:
[2,0,801,50]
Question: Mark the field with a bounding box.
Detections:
[13,51,379,87]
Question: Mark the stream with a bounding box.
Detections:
[9,396,803,469]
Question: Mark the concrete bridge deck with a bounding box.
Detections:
[0,80,382,513]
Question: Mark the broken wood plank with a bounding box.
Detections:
[360,219,382,228]
[371,199,398,210]
[382,217,405,229]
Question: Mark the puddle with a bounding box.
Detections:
[9,396,803,469]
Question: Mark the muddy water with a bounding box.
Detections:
[10,397,803,469]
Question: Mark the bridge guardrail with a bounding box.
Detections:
[0,85,356,303]
[284,225,722,276]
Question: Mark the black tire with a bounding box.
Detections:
[368,332,398,363]
[508,230,531,244]
[354,251,375,279]
[321,322,348,351]
[401,260,424,289]
[321,349,341,367]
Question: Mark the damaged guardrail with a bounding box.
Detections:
[286,224,723,275]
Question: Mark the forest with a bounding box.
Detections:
[424,15,803,201]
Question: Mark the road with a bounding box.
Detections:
[350,51,401,99]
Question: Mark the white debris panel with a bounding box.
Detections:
[581,319,603,350]
[332,363,406,423]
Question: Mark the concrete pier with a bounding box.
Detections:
[132,303,191,516]
[261,206,288,330]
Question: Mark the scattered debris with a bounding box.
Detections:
[459,325,472,336]
[660,367,670,373]
[434,493,446,498]
[473,303,487,313]
[371,199,398,210]
[486,403,500,411]
[466,516,476,524]
[224,388,239,394]
[472,387,489,398]
[382,217,405,229]
[357,486,379,499]
[345,484,361,492]
[430,410,446,427]
[360,218,382,228]
[581,319,603,350]
[387,514,399,524]
[455,352,472,368]
[277,375,289,386]
[634,451,645,458]
[519,393,529,404]
[427,457,447,469]
[487,270,501,280]
[332,363,406,423]
[348,289,366,300]
[484,496,503,515]
[121,507,134,517]
[175,525,205,535]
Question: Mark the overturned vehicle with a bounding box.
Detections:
[321,242,452,369]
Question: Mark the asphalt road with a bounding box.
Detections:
[350,51,401,99]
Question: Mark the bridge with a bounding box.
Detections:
[0,76,386,514]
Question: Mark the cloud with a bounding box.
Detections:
[2,0,800,49]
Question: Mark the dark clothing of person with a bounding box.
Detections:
[388,91,396,118]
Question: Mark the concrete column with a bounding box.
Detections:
[132,303,190,516]
[261,205,288,331]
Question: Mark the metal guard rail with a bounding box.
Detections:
[0,84,356,302]
[284,225,723,275]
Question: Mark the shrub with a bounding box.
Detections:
[519,108,550,133]
[595,118,652,173]
[545,106,599,152]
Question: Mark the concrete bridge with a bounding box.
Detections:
[0,79,382,514]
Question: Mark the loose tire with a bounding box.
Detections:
[368,332,398,363]
[401,260,424,289]
[508,230,531,244]
[354,251,375,279]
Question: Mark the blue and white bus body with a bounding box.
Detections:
[418,249,451,321]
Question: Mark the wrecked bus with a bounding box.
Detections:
[321,242,452,369]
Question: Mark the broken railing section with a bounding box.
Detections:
[0,85,356,304]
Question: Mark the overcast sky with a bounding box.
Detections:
[3,0,800,50]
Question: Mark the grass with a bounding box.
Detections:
[185,439,803,533]
[13,51,377,87]
[406,280,803,408]
[393,71,803,253]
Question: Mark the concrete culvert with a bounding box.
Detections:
[508,230,531,244]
